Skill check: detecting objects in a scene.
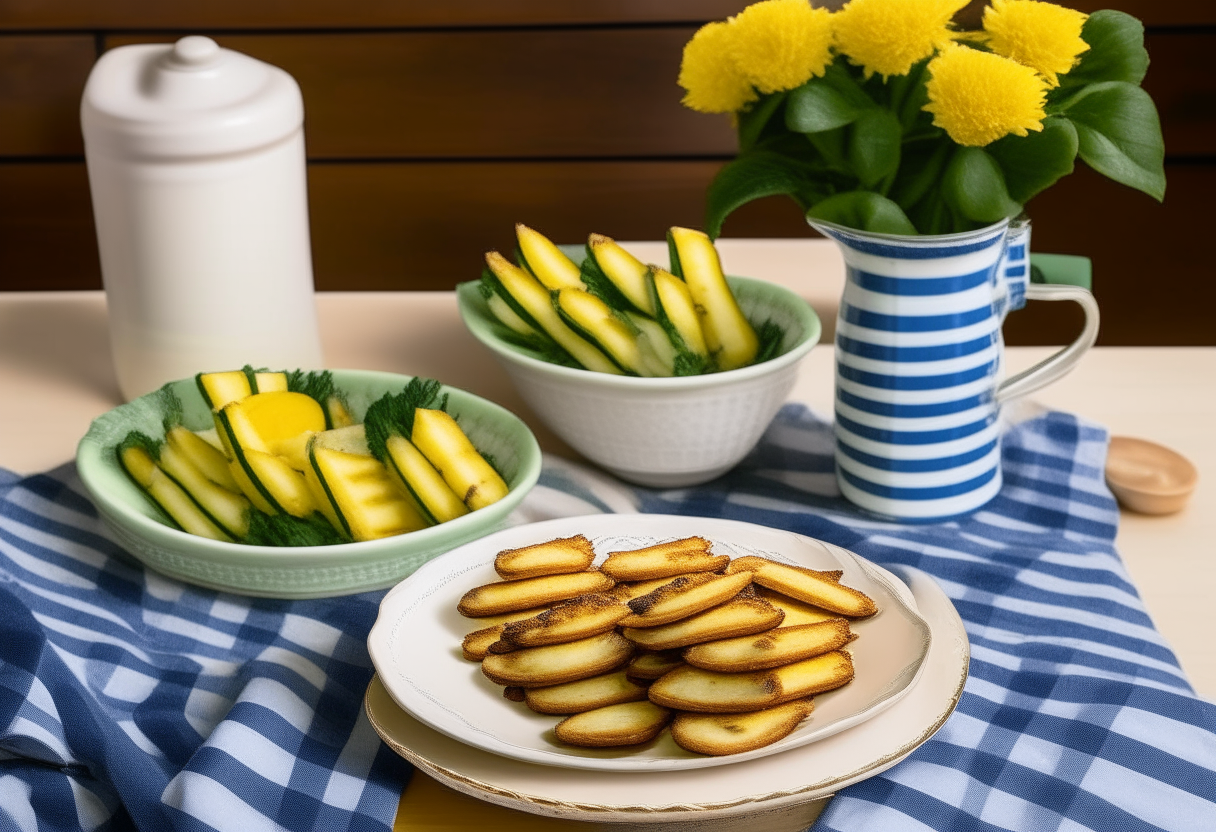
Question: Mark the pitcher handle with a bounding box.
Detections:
[996,283,1100,403]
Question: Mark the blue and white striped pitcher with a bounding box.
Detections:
[809,217,1099,521]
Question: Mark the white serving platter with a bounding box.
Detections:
[365,563,967,824]
[368,514,934,772]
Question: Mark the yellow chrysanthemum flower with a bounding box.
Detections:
[679,21,759,114]
[728,0,835,94]
[834,0,970,79]
[983,0,1090,86]
[924,45,1048,146]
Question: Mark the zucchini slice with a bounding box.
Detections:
[252,371,289,393]
[274,424,368,471]
[384,434,469,524]
[667,226,759,371]
[147,467,231,541]
[327,397,356,429]
[487,292,541,337]
[196,371,252,411]
[303,465,344,532]
[241,449,316,518]
[485,251,620,374]
[228,460,277,515]
[309,445,430,541]
[158,443,251,538]
[650,267,709,359]
[118,441,230,541]
[515,224,585,290]
[216,401,319,517]
[165,425,241,492]
[587,234,657,317]
[553,288,649,376]
[270,431,319,471]
[624,311,677,377]
[411,408,509,511]
[236,391,328,448]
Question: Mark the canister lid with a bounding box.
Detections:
[81,36,304,159]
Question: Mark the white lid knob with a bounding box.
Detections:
[168,36,221,68]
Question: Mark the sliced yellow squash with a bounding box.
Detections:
[553,288,649,376]
[384,434,469,524]
[196,371,252,411]
[228,460,276,515]
[158,443,251,537]
[485,251,620,374]
[650,267,709,359]
[235,391,327,448]
[119,443,230,541]
[166,425,241,492]
[515,223,585,290]
[587,233,657,316]
[252,371,289,393]
[240,449,315,518]
[309,445,430,541]
[411,408,509,511]
[667,226,758,371]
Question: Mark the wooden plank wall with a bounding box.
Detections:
[0,1,1211,345]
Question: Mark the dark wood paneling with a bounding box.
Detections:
[101,29,1212,162]
[1005,163,1216,347]
[954,0,1216,29]
[1,160,1211,345]
[0,1,747,31]
[307,161,730,291]
[0,163,99,288]
[0,35,93,156]
[106,29,736,160]
[1066,0,1216,26]
[1144,33,1216,157]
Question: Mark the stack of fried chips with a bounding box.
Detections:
[457,535,877,756]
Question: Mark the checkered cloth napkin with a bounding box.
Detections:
[2,404,1214,831]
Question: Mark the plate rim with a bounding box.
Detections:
[368,513,935,772]
[363,563,969,820]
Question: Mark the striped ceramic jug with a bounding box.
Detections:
[809,217,1099,521]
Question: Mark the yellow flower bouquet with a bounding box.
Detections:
[681,0,1165,236]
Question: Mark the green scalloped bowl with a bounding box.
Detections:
[76,369,542,599]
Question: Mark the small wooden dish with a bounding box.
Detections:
[1105,436,1198,515]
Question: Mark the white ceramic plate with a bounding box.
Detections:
[368,514,932,772]
[364,565,967,822]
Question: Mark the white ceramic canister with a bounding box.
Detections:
[82,36,323,400]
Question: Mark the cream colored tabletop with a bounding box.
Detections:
[1,239,1213,830]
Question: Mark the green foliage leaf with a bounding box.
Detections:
[752,320,786,366]
[704,151,812,239]
[941,148,1022,224]
[738,92,788,152]
[807,191,917,235]
[1059,10,1149,88]
[889,142,950,213]
[848,109,902,188]
[1059,81,1165,201]
[578,252,636,314]
[243,510,348,547]
[117,430,162,462]
[363,378,447,461]
[805,128,849,172]
[786,78,867,134]
[286,370,337,408]
[986,117,1079,204]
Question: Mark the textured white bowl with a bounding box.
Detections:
[457,276,821,487]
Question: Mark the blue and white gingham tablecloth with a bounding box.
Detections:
[1,403,1214,831]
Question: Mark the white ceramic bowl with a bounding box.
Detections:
[457,276,821,487]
